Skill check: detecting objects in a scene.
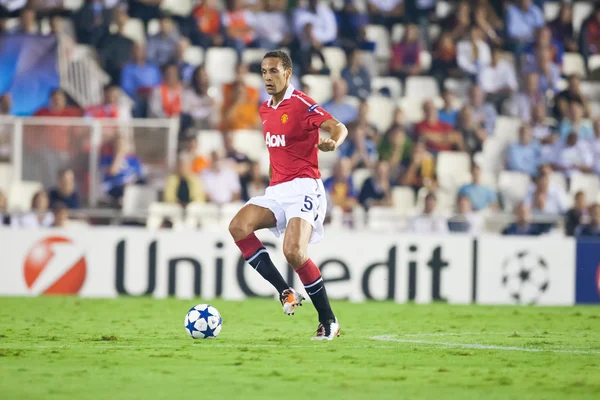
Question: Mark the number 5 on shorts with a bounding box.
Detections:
[301,195,313,212]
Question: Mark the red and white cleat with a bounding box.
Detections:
[311,319,340,341]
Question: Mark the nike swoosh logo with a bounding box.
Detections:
[254,260,262,270]
[308,287,323,296]
[262,120,267,124]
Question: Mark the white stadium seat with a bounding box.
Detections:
[122,18,146,45]
[147,19,160,36]
[404,76,439,102]
[436,1,454,19]
[498,171,531,211]
[318,149,337,174]
[365,24,391,61]
[64,0,83,10]
[184,46,204,66]
[391,24,405,43]
[232,130,265,161]
[444,78,471,99]
[322,47,347,77]
[420,51,432,72]
[372,77,403,99]
[429,24,442,42]
[573,2,593,34]
[220,202,245,226]
[480,137,506,175]
[494,116,521,144]
[550,172,568,195]
[588,55,600,73]
[544,2,561,21]
[580,82,600,101]
[590,102,600,119]
[161,0,193,16]
[563,52,587,77]
[244,73,263,90]
[398,97,425,123]
[197,130,224,157]
[301,75,332,104]
[414,187,454,214]
[352,168,371,192]
[367,206,399,231]
[392,186,416,216]
[569,173,600,202]
[0,163,12,192]
[436,152,472,191]
[242,48,267,65]
[205,48,238,86]
[146,202,184,230]
[366,96,396,133]
[185,202,220,228]
[122,186,158,217]
[7,181,43,212]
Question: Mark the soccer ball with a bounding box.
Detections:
[501,251,550,305]
[184,304,222,339]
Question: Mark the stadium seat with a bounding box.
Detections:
[404,76,439,102]
[590,102,600,118]
[436,1,454,19]
[392,186,416,215]
[7,181,43,212]
[549,172,568,194]
[480,137,506,175]
[429,24,442,43]
[398,97,425,123]
[498,171,531,211]
[122,18,146,45]
[494,116,521,144]
[420,51,432,72]
[242,48,267,65]
[122,186,158,217]
[205,48,238,85]
[372,77,403,99]
[64,0,83,10]
[573,2,593,34]
[346,95,361,109]
[161,0,193,16]
[301,75,332,104]
[0,163,12,192]
[232,130,265,161]
[185,202,220,228]
[588,55,600,73]
[146,202,184,230]
[414,187,454,214]
[580,82,600,101]
[391,24,405,43]
[436,152,471,191]
[318,149,337,173]
[365,24,391,61]
[367,206,399,231]
[444,78,471,99]
[366,96,396,133]
[563,52,587,77]
[322,47,347,78]
[244,73,262,90]
[147,19,160,36]
[220,202,245,226]
[197,130,224,157]
[569,173,600,202]
[184,46,204,66]
[352,168,371,192]
[544,2,561,21]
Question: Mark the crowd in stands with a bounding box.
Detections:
[2,0,600,237]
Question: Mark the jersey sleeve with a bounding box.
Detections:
[294,93,333,130]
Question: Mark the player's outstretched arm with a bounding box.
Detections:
[317,118,348,152]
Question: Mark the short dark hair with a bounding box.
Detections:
[263,50,292,70]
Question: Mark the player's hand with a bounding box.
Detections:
[316,137,336,152]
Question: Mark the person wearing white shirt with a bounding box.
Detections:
[591,120,600,175]
[478,46,518,108]
[293,0,337,46]
[457,26,491,76]
[447,195,483,234]
[202,150,241,205]
[557,132,594,178]
[405,192,448,234]
[524,169,568,214]
[12,190,54,228]
[253,0,291,50]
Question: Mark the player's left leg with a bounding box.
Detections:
[283,218,339,340]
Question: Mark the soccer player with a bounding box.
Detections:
[229,51,348,340]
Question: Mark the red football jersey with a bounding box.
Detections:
[259,85,332,186]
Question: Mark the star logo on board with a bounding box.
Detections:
[281,113,289,124]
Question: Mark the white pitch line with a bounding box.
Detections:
[370,335,600,355]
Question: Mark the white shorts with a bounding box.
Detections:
[246,177,327,244]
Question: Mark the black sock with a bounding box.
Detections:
[304,277,335,323]
[247,248,290,294]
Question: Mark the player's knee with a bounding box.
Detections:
[283,243,306,268]
[228,217,252,241]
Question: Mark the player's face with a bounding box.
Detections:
[261,58,290,96]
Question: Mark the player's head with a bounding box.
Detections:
[261,51,292,96]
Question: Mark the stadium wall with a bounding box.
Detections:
[0,227,598,306]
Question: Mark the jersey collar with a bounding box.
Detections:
[267,84,295,109]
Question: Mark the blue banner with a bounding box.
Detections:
[0,34,59,116]
[575,239,600,304]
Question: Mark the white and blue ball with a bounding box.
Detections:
[184,304,222,339]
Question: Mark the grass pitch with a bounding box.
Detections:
[0,297,599,400]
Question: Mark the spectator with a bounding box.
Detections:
[0,93,10,115]
[478,46,518,110]
[98,7,134,85]
[242,161,269,202]
[323,158,357,212]
[458,164,497,212]
[504,72,545,122]
[13,190,54,228]
[51,202,70,228]
[592,120,600,175]
[293,0,337,47]
[405,192,448,234]
[149,64,183,118]
[530,103,559,166]
[12,6,36,34]
[190,0,223,48]
[472,0,503,45]
[524,168,567,215]
[164,154,206,206]
[341,47,371,100]
[431,31,460,88]
[530,189,557,232]
[221,63,260,131]
[174,38,196,85]
[390,23,422,83]
[291,22,330,76]
[0,190,9,226]
[549,3,577,52]
[457,26,491,77]
[399,140,435,192]
[85,85,124,119]
[565,191,587,236]
[48,168,79,209]
[181,66,218,130]
[447,195,483,234]
[34,89,82,118]
[367,0,403,29]
[338,124,377,169]
[576,203,600,237]
[506,0,544,51]
[120,43,162,116]
[359,159,393,210]
[522,47,561,95]
[502,203,550,236]
[336,0,369,49]
[556,132,594,178]
[350,100,379,139]
[222,130,252,189]
[553,74,591,121]
[146,13,180,68]
[522,26,564,67]
[378,125,412,180]
[580,5,600,59]
[506,124,539,176]
[100,135,144,206]
[222,0,256,53]
[468,85,496,137]
[128,0,161,27]
[442,1,471,42]
[254,0,292,50]
[322,79,358,125]
[438,88,459,127]
[414,100,463,154]
[201,150,241,205]
[558,102,594,141]
[181,134,210,174]
[456,105,486,155]
[74,0,111,46]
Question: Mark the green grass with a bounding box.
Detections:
[0,298,599,400]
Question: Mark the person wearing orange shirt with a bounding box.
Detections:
[222,0,257,53]
[221,63,260,131]
[191,0,224,48]
[149,64,182,118]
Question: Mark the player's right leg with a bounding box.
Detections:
[229,204,304,314]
